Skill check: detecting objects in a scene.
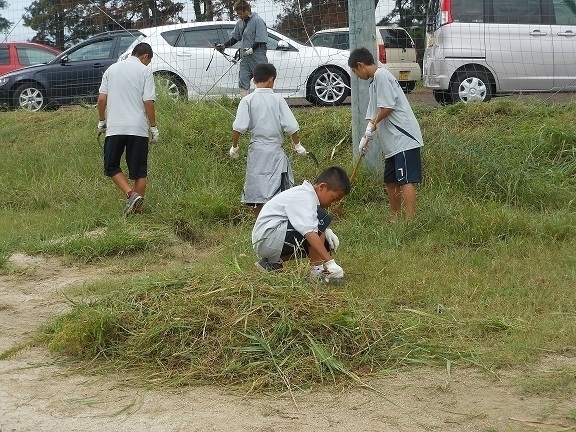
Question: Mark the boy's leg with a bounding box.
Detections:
[400,183,417,220]
[385,183,402,223]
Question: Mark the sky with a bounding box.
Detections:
[1,0,394,42]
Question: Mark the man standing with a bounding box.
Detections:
[215,0,268,97]
[97,42,159,216]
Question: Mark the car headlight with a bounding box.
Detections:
[0,77,9,86]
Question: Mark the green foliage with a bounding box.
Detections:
[1,96,575,392]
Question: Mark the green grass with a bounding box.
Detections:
[1,92,575,393]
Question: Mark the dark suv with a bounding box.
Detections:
[0,30,143,111]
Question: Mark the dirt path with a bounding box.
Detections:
[1,254,575,432]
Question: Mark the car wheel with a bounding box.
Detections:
[307,66,349,106]
[433,90,454,105]
[154,72,187,100]
[400,81,416,94]
[13,83,46,111]
[450,71,492,103]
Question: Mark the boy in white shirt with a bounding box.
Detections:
[230,62,308,217]
[252,166,350,283]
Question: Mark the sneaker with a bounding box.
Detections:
[124,192,143,216]
[254,257,283,272]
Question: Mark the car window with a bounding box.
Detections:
[379,29,413,49]
[118,35,139,53]
[162,30,181,46]
[0,46,9,65]
[67,39,114,62]
[491,0,541,24]
[333,33,349,50]
[451,0,484,22]
[554,0,576,24]
[16,46,56,65]
[309,33,337,48]
[177,28,221,48]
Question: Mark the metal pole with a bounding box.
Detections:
[348,0,381,173]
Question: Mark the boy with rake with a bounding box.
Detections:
[252,166,350,284]
[348,47,423,222]
[230,62,308,217]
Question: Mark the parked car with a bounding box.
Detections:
[306,26,422,93]
[0,30,143,111]
[0,42,61,75]
[423,0,576,104]
[119,22,351,106]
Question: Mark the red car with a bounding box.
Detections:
[0,42,61,75]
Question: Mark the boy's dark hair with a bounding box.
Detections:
[234,0,251,12]
[347,47,375,68]
[132,42,153,59]
[316,166,351,194]
[253,63,276,83]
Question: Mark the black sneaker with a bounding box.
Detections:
[254,258,283,272]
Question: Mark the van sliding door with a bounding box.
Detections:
[484,0,554,91]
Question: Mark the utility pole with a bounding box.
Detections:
[348,0,380,172]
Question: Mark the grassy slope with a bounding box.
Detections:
[0,94,575,390]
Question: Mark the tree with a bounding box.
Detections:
[0,0,12,34]
[22,0,185,50]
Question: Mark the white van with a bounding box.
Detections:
[423,0,576,104]
[307,27,422,93]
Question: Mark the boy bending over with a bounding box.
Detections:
[252,166,350,283]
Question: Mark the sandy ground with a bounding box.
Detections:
[1,253,575,432]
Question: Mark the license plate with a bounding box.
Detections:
[399,71,409,80]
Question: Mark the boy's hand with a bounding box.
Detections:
[324,259,344,279]
[229,145,240,159]
[358,136,370,155]
[324,228,339,252]
[242,47,253,56]
[215,43,225,53]
[364,121,376,139]
[294,142,307,155]
[97,120,106,133]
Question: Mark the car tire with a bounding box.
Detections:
[154,72,187,100]
[13,83,47,111]
[433,90,454,105]
[450,71,492,103]
[307,66,349,106]
[400,81,416,94]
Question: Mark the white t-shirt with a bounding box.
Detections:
[366,67,423,158]
[252,181,319,259]
[98,56,156,137]
[233,88,299,145]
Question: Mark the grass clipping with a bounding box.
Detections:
[44,271,472,391]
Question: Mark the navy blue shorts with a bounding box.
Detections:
[103,135,149,180]
[384,147,422,185]
[280,207,332,257]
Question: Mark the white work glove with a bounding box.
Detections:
[294,142,307,156]
[229,145,239,159]
[215,43,225,53]
[364,121,376,139]
[242,47,253,56]
[324,259,344,279]
[324,228,340,252]
[97,120,106,134]
[358,136,370,155]
[150,126,159,143]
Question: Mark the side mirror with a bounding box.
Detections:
[276,40,290,50]
[59,55,69,64]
